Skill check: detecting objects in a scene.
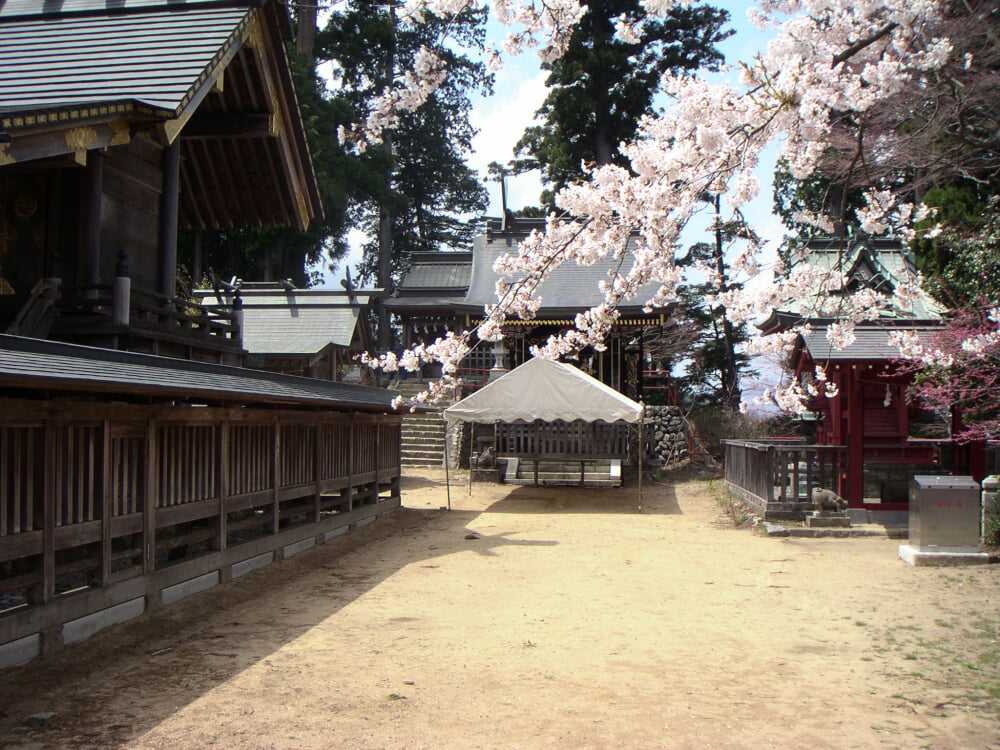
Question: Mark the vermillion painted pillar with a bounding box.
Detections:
[846,364,865,507]
[158,141,180,300]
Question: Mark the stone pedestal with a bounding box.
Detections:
[806,511,851,528]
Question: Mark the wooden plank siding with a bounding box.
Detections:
[0,398,401,662]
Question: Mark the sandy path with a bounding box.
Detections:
[0,470,997,750]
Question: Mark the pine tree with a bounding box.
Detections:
[513,0,731,200]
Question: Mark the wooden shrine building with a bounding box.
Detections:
[193,281,376,381]
[0,0,402,669]
[726,236,956,515]
[385,217,668,399]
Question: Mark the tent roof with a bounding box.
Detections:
[443,357,643,424]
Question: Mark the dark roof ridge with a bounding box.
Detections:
[0,0,264,23]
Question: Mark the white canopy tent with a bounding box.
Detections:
[444,357,643,424]
[442,357,645,509]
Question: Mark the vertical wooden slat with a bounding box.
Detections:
[1,428,7,537]
[348,413,354,511]
[272,420,280,535]
[217,419,229,551]
[40,423,56,603]
[100,420,112,585]
[313,419,322,522]
[143,421,157,573]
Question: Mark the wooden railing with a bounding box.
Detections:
[722,440,847,514]
[56,285,242,352]
[495,420,632,459]
[0,399,401,630]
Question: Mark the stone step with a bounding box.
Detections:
[402,441,445,450]
[402,459,442,467]
[403,449,444,460]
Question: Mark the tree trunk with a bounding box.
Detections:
[295,3,318,68]
[713,195,741,411]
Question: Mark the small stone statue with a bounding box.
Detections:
[477,446,496,469]
[812,487,847,514]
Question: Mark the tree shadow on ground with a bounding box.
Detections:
[480,479,683,515]
[0,503,554,749]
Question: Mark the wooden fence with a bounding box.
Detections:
[722,440,847,516]
[495,421,632,459]
[0,399,401,665]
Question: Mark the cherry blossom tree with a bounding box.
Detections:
[894,304,1000,443]
[344,0,991,412]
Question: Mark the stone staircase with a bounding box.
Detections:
[395,380,448,468]
[502,458,622,487]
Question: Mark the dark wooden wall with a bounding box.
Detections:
[0,398,402,663]
[101,138,162,292]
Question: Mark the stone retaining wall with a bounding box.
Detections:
[645,405,689,468]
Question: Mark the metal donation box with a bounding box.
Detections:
[909,475,981,548]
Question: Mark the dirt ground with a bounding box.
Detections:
[1,469,998,750]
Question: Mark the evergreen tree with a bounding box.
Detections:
[674,197,753,412]
[317,2,492,345]
[512,0,731,200]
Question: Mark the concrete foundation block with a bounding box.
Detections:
[898,544,991,567]
[324,525,350,542]
[63,597,145,645]
[231,552,273,579]
[161,571,219,606]
[0,633,40,670]
[283,537,315,559]
[355,515,375,529]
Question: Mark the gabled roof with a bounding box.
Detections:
[761,236,945,329]
[797,324,940,362]
[397,252,472,290]
[0,333,396,411]
[0,0,321,231]
[443,356,643,423]
[460,225,665,315]
[194,286,374,356]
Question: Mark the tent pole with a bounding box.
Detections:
[638,402,645,513]
[443,420,452,511]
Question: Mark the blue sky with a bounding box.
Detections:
[329,1,784,282]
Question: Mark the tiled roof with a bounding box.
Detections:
[462,232,664,313]
[779,237,945,321]
[0,3,251,116]
[0,334,396,410]
[193,289,371,356]
[397,253,472,290]
[800,325,940,361]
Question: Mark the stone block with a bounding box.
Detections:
[806,513,851,528]
[161,571,219,606]
[62,597,145,645]
[231,552,273,579]
[0,634,40,670]
[324,525,350,542]
[283,537,315,559]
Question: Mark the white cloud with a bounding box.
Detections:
[470,65,548,213]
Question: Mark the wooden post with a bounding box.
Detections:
[81,150,103,290]
[272,418,281,535]
[100,419,112,585]
[38,423,56,604]
[158,140,180,300]
[347,412,355,511]
[638,404,644,513]
[217,419,229,551]
[313,417,322,523]
[846,366,865,506]
[143,421,157,575]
